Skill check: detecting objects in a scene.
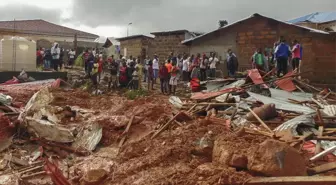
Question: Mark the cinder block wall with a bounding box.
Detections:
[151,34,190,62]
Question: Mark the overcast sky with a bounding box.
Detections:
[0,0,335,37]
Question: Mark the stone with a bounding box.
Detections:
[212,139,233,166]
[80,169,108,185]
[229,154,248,169]
[248,139,307,177]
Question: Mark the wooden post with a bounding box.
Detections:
[247,107,273,134]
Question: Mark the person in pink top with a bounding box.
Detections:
[291,40,301,71]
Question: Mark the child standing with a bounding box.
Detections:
[159,62,169,94]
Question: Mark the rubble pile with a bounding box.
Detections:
[0,69,336,185]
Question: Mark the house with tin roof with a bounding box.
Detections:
[288,12,336,32]
[182,13,336,84]
[0,19,99,42]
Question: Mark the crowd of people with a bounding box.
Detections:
[251,36,303,77]
[36,36,302,94]
[93,51,234,94]
[36,43,76,71]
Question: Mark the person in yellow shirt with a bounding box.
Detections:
[91,60,99,92]
[134,59,143,89]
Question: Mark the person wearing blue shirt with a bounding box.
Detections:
[275,37,291,77]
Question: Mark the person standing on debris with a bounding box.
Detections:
[147,60,154,91]
[90,57,99,91]
[182,54,189,82]
[169,63,179,95]
[127,55,133,67]
[83,49,90,75]
[36,47,43,67]
[143,55,150,83]
[227,49,238,77]
[165,59,173,93]
[291,40,301,72]
[159,62,169,94]
[200,54,208,81]
[119,61,128,88]
[177,54,183,79]
[252,48,265,71]
[108,55,119,89]
[97,53,104,83]
[275,37,291,77]
[209,53,219,78]
[152,54,159,84]
[43,48,52,69]
[135,59,143,89]
[51,43,61,71]
[68,49,76,69]
[59,48,64,71]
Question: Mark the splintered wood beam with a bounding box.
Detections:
[246,176,336,185]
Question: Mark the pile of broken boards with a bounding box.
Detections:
[171,70,336,183]
[0,88,102,185]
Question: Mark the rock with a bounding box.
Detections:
[212,139,233,166]
[248,139,307,176]
[80,169,108,185]
[229,154,248,169]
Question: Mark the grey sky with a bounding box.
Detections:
[0,0,335,37]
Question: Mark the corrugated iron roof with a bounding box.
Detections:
[116,34,154,41]
[0,19,98,39]
[288,12,336,24]
[182,13,329,44]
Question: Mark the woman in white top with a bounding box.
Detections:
[152,55,159,83]
[182,55,189,82]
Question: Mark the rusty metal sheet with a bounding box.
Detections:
[275,72,296,92]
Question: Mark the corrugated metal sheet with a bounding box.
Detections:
[270,88,313,102]
[323,105,336,116]
[248,92,315,114]
[274,114,336,155]
[288,12,336,24]
[182,13,329,44]
[274,113,316,135]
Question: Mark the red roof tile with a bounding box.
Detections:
[0,19,98,39]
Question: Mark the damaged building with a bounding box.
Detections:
[150,30,194,61]
[182,13,336,84]
[116,35,154,59]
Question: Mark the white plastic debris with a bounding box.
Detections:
[169,96,183,109]
[0,93,12,105]
[25,117,74,143]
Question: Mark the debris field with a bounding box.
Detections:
[0,69,336,185]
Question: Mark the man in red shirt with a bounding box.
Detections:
[159,62,168,94]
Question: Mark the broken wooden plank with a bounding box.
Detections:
[4,154,29,166]
[247,107,273,133]
[310,145,336,162]
[21,171,46,179]
[119,115,135,148]
[151,112,181,139]
[308,162,336,175]
[121,115,135,136]
[244,127,274,138]
[187,104,197,112]
[314,136,336,141]
[247,176,336,185]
